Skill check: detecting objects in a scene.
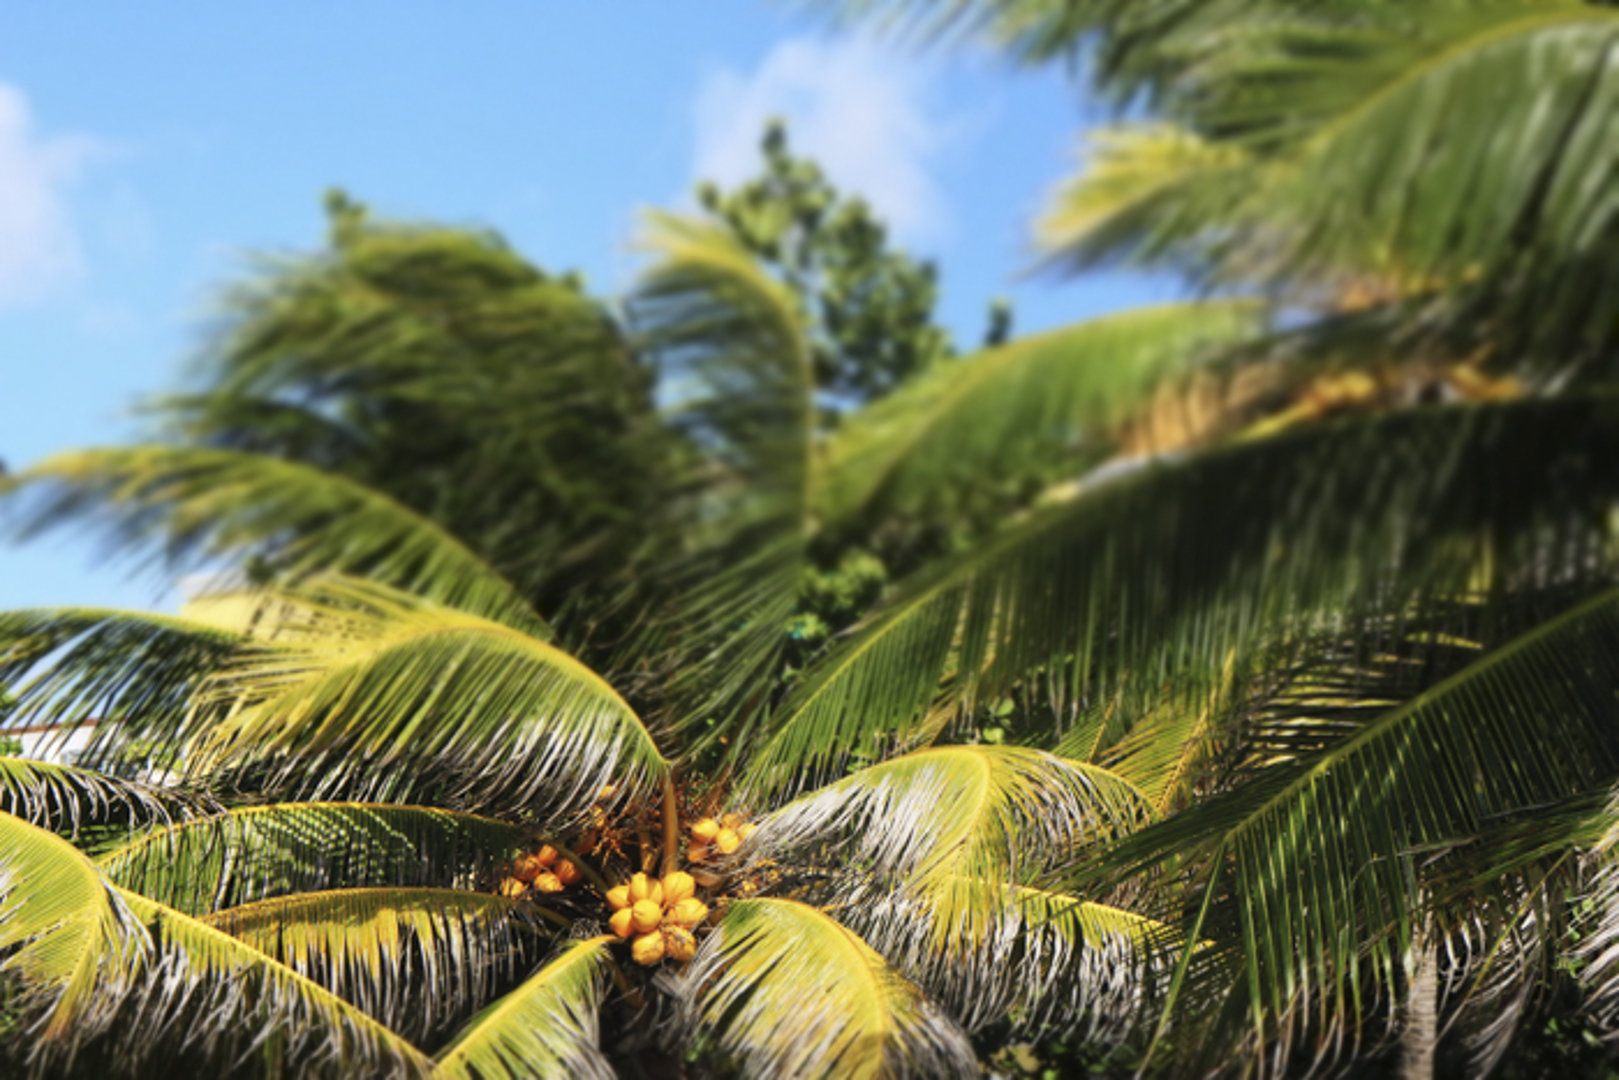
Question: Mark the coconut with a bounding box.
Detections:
[631,899,663,934]
[530,872,563,893]
[687,841,711,864]
[714,828,740,855]
[535,845,559,867]
[662,871,695,906]
[609,908,635,938]
[498,877,527,898]
[690,818,720,843]
[663,925,696,962]
[555,860,582,885]
[605,885,631,910]
[631,931,665,966]
[669,897,709,927]
[628,872,652,902]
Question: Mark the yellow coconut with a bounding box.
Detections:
[555,859,582,886]
[736,823,757,841]
[663,925,697,962]
[690,818,720,843]
[609,908,635,939]
[647,880,664,906]
[628,872,652,903]
[498,877,527,898]
[714,828,740,855]
[632,931,665,966]
[687,841,711,864]
[512,853,545,882]
[631,899,663,934]
[530,872,563,894]
[669,897,709,927]
[605,885,631,911]
[662,871,696,906]
[535,845,559,867]
[720,813,742,830]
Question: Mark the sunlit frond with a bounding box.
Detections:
[765,394,1619,783]
[1094,583,1619,1063]
[684,898,976,1080]
[6,446,548,636]
[186,577,666,811]
[819,299,1265,524]
[630,213,813,738]
[206,887,558,1044]
[0,606,238,770]
[435,937,615,1080]
[0,756,205,839]
[99,801,527,917]
[835,877,1174,1043]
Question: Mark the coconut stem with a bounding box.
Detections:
[660,771,680,878]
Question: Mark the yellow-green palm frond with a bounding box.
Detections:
[834,877,1175,1043]
[0,809,146,1044]
[5,445,549,636]
[763,394,1619,784]
[113,887,435,1079]
[684,898,976,1080]
[435,937,615,1080]
[818,299,1265,525]
[1091,583,1619,1063]
[0,755,208,840]
[99,801,527,917]
[0,606,240,770]
[206,887,559,1044]
[630,213,813,741]
[1036,126,1258,276]
[185,577,665,811]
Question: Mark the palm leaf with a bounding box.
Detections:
[819,299,1265,524]
[684,898,976,1080]
[834,877,1174,1042]
[1093,582,1619,1062]
[205,887,559,1044]
[435,937,615,1080]
[186,576,666,811]
[99,801,527,917]
[6,445,549,636]
[0,756,206,840]
[760,394,1619,785]
[629,213,814,739]
[0,606,239,770]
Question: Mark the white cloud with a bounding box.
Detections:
[691,36,960,245]
[0,83,104,307]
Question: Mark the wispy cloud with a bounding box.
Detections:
[0,83,106,307]
[691,35,962,245]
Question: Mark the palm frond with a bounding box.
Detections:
[0,756,206,840]
[760,394,1619,785]
[206,887,558,1044]
[184,577,665,812]
[6,445,548,636]
[1093,583,1619,1062]
[683,898,976,1080]
[98,801,527,917]
[819,299,1265,524]
[629,213,813,739]
[0,606,239,771]
[435,937,615,1080]
[834,877,1174,1043]
[748,745,1147,888]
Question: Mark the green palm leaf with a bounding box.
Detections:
[1095,583,1619,1061]
[762,394,1619,784]
[834,877,1174,1042]
[186,577,665,811]
[819,299,1265,524]
[6,445,549,636]
[206,887,559,1044]
[630,213,814,738]
[99,801,528,917]
[435,937,615,1080]
[0,756,205,839]
[0,606,239,769]
[684,898,976,1080]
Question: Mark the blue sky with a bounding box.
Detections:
[0,1,1177,613]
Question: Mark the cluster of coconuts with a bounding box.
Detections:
[686,813,755,884]
[499,844,583,897]
[607,871,709,965]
